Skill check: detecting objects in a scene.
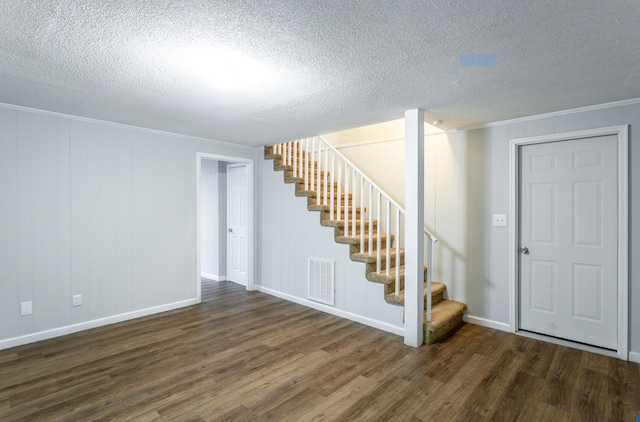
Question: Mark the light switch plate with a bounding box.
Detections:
[493,214,507,227]
[20,301,32,316]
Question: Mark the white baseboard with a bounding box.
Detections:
[255,286,404,337]
[0,298,198,351]
[201,272,226,281]
[465,314,512,332]
[517,330,620,359]
[466,315,638,361]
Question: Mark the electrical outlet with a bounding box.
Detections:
[72,294,82,307]
[492,214,507,227]
[20,301,32,316]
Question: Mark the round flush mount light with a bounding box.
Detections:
[173,43,281,92]
[432,119,444,126]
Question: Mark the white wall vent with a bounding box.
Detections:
[308,257,335,306]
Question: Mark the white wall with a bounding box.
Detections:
[257,157,404,334]
[321,100,640,356]
[0,104,254,349]
[465,101,640,356]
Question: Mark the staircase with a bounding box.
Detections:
[264,140,466,345]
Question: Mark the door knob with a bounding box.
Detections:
[520,246,529,255]
[228,228,233,233]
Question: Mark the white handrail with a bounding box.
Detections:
[272,137,439,323]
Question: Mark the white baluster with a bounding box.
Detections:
[344,162,349,237]
[284,142,288,165]
[316,137,321,197]
[299,139,304,179]
[293,141,297,176]
[395,208,400,295]
[336,157,342,221]
[330,151,335,219]
[288,141,292,167]
[376,191,381,273]
[307,137,311,190]
[426,237,435,322]
[303,138,308,191]
[386,200,390,276]
[310,137,315,194]
[368,185,373,255]
[324,142,329,206]
[360,175,364,253]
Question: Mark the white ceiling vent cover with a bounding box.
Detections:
[308,258,335,306]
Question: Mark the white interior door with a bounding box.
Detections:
[519,135,618,349]
[227,164,248,286]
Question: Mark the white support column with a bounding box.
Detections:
[404,108,424,347]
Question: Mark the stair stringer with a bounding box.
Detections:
[264,146,466,344]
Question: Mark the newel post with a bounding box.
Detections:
[404,108,425,347]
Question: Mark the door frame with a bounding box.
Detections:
[508,125,629,360]
[196,153,254,303]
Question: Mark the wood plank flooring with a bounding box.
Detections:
[1,280,639,421]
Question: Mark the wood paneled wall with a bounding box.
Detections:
[0,105,254,348]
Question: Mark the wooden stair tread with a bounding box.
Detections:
[310,204,369,213]
[384,281,445,305]
[287,177,337,185]
[335,233,392,245]
[424,300,467,345]
[321,218,374,228]
[366,266,426,283]
[274,163,317,172]
[296,190,353,200]
[351,248,403,264]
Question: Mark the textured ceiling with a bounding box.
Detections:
[1,0,639,146]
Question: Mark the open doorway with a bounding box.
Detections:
[196,153,253,303]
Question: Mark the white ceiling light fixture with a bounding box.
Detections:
[174,44,281,92]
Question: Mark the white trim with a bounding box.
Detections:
[508,140,518,335]
[618,128,629,361]
[331,131,447,151]
[517,331,620,359]
[256,286,404,337]
[451,97,640,133]
[196,153,255,304]
[334,136,403,150]
[509,125,629,360]
[404,108,425,347]
[201,272,226,282]
[0,299,197,351]
[629,352,640,364]
[465,315,511,332]
[0,101,254,150]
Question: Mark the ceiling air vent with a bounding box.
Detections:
[308,257,335,306]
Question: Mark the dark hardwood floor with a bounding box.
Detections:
[1,280,638,421]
